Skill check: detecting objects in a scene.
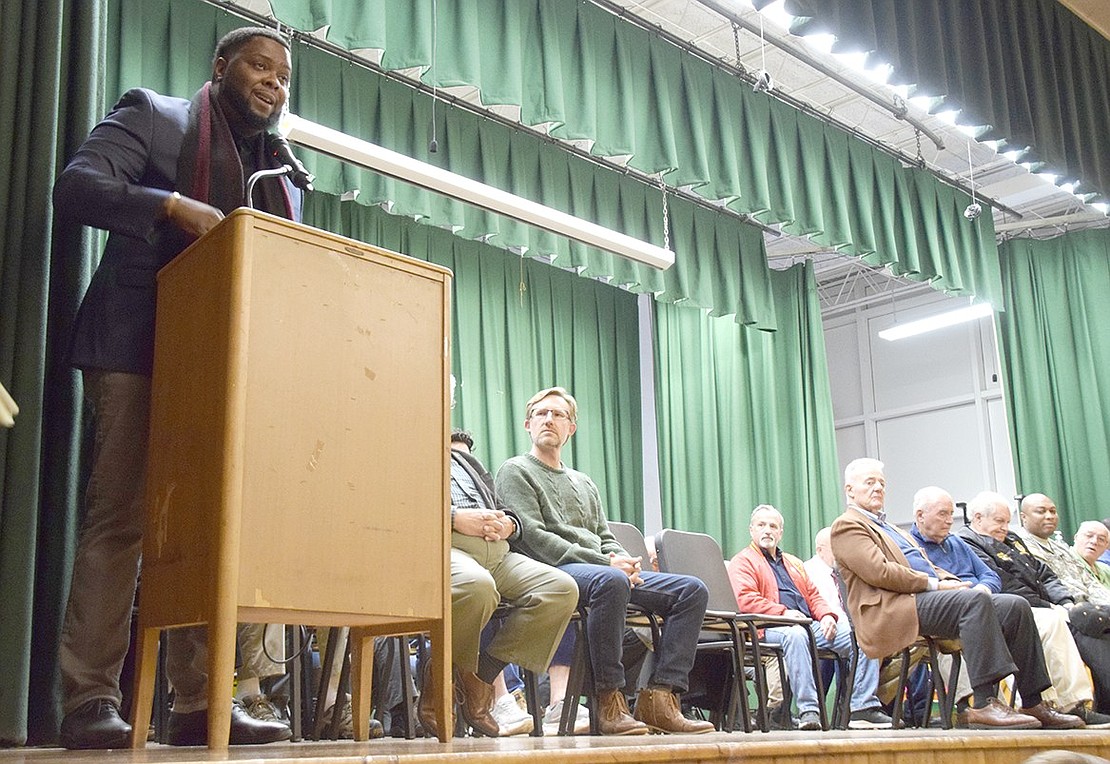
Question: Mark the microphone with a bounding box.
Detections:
[265,132,315,192]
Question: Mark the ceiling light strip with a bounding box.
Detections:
[282,113,675,270]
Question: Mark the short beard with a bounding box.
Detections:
[222,86,280,133]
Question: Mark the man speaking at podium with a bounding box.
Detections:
[52,27,302,749]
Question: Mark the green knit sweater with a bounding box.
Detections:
[495,453,626,567]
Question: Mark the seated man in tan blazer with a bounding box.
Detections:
[830,458,1081,730]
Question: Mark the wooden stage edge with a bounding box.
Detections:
[5,729,1110,764]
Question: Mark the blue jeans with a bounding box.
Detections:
[762,620,881,714]
[558,564,708,693]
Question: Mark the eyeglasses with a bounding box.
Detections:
[531,408,572,421]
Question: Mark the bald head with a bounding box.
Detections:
[913,486,956,543]
[1020,493,1059,539]
[1074,521,1110,565]
[814,527,834,567]
[967,491,1012,542]
[844,458,886,514]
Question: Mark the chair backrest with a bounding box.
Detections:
[655,528,739,613]
[607,520,652,562]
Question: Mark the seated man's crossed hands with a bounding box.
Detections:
[453,508,515,542]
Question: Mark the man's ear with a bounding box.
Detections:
[213,56,228,81]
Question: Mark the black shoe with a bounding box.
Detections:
[60,699,132,750]
[167,703,292,746]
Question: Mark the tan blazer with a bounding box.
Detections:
[829,509,932,659]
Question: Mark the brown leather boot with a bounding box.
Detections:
[596,688,649,735]
[454,669,500,737]
[416,660,456,737]
[633,687,715,734]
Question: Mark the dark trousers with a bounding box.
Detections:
[914,588,1050,700]
[558,565,708,693]
[1071,629,1110,714]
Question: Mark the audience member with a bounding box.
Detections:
[729,506,891,730]
[53,26,301,749]
[427,381,578,738]
[912,488,1092,726]
[958,492,1110,722]
[830,459,1079,729]
[1073,522,1110,588]
[496,387,714,735]
[1017,495,1110,606]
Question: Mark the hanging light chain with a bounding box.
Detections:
[658,175,671,253]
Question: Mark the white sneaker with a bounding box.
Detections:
[491,694,533,736]
[542,700,590,734]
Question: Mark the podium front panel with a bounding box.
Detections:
[143,210,451,627]
[236,221,448,617]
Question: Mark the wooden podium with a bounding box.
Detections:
[128,209,453,748]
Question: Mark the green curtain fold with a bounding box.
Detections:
[255,0,1002,307]
[653,263,841,558]
[785,0,1110,203]
[303,193,644,525]
[0,0,107,746]
[996,229,1110,541]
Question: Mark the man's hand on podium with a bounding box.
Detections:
[162,191,224,240]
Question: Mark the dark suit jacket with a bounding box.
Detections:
[54,87,303,375]
[831,508,939,659]
[955,525,1075,608]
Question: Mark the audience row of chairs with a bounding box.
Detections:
[141,522,960,738]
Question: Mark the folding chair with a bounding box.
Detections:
[655,528,840,732]
[890,637,961,729]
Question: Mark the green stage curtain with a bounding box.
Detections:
[257,0,1002,307]
[997,229,1110,540]
[653,262,840,557]
[786,0,1110,203]
[106,0,777,328]
[0,0,107,746]
[304,193,644,525]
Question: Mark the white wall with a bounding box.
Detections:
[823,292,1016,526]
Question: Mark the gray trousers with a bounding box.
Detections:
[58,371,208,714]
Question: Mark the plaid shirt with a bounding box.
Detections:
[450,458,489,510]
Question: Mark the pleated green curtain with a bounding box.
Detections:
[653,263,841,558]
[259,0,1003,308]
[303,193,644,525]
[786,0,1110,203]
[0,0,108,746]
[996,229,1110,540]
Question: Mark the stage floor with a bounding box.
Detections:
[4,729,1110,764]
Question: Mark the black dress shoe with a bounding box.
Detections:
[60,698,132,749]
[167,703,292,746]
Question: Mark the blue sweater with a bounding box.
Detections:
[910,525,1001,592]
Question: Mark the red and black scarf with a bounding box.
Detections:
[176,81,294,219]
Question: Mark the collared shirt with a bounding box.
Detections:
[761,547,812,617]
[450,458,490,510]
[1075,552,1110,589]
[911,525,1001,591]
[850,504,937,580]
[803,555,848,621]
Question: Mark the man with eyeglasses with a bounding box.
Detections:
[495,387,714,735]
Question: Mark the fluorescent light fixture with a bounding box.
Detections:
[279,113,675,270]
[878,303,993,341]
